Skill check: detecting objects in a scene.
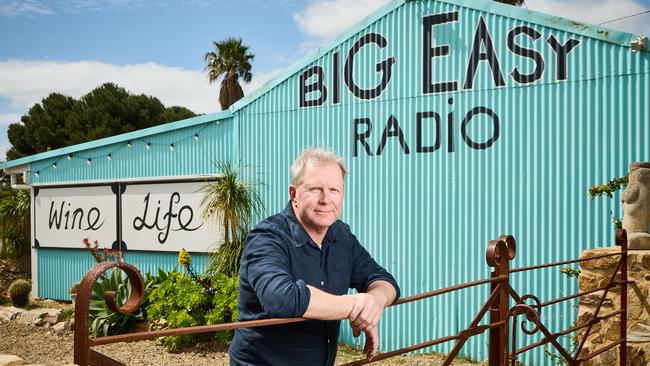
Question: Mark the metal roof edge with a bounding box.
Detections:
[440,0,644,50]
[0,111,232,170]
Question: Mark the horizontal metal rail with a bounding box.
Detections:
[511,251,621,273]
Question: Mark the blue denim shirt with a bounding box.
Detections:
[229,202,400,366]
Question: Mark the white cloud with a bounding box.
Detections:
[293,0,391,40]
[0,113,22,128]
[525,0,650,36]
[0,1,53,17]
[0,59,280,115]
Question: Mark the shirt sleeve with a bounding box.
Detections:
[348,231,401,304]
[242,227,311,318]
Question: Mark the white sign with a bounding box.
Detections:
[34,186,117,248]
[121,182,222,252]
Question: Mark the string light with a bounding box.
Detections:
[24,123,210,176]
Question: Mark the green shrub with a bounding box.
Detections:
[8,279,31,296]
[147,271,239,352]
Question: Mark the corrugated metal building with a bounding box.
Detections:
[1,0,648,363]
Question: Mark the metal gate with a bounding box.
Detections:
[73,230,629,365]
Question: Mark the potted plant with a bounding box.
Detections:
[8,279,31,307]
[69,282,80,306]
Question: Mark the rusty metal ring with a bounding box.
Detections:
[498,234,517,260]
[75,261,145,316]
[486,239,504,267]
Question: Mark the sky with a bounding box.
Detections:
[0,0,649,162]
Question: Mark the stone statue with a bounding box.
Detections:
[621,162,650,249]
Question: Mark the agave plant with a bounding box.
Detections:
[201,161,264,277]
[88,268,168,337]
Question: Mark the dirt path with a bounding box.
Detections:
[0,320,485,366]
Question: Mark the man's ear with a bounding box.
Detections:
[289,185,297,203]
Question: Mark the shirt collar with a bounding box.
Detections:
[281,201,339,247]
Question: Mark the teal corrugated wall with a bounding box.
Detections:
[234,0,650,364]
[37,248,210,300]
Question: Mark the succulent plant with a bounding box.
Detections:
[8,279,31,296]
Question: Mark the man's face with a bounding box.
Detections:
[290,162,344,235]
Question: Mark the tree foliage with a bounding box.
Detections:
[5,83,197,160]
[204,37,254,110]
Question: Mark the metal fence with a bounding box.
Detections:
[73,230,629,366]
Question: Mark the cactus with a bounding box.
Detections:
[8,279,31,296]
[8,279,31,307]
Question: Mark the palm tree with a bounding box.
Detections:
[201,161,264,277]
[204,38,255,110]
[496,0,524,5]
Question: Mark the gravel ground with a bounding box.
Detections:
[0,320,485,366]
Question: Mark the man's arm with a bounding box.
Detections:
[302,285,356,320]
[367,280,397,307]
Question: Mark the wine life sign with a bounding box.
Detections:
[33,181,223,253]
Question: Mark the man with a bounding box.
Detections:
[229,148,400,365]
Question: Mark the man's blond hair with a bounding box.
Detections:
[290,148,347,186]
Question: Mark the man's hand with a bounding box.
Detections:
[347,293,384,331]
[350,322,379,360]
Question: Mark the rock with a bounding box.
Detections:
[40,308,62,325]
[17,310,47,325]
[0,354,24,365]
[52,322,66,336]
[32,318,43,326]
[580,248,620,270]
[579,291,614,308]
[0,307,23,322]
[629,321,650,343]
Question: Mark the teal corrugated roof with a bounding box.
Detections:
[0,111,232,170]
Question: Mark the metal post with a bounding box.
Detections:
[617,229,627,366]
[488,236,514,366]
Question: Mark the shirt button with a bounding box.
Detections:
[320,281,324,286]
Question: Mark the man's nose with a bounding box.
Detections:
[318,190,331,203]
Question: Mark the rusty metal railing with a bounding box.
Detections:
[73,230,629,366]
